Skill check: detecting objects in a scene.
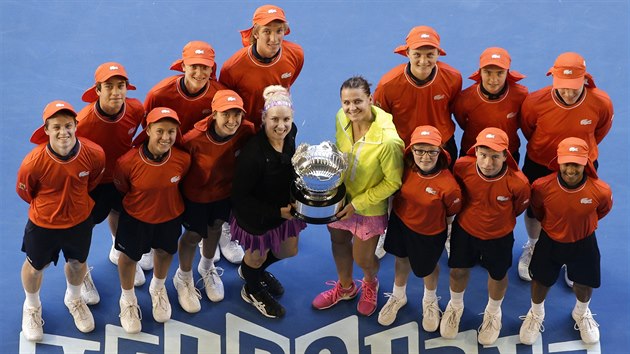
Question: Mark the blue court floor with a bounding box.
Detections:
[1,1,628,353]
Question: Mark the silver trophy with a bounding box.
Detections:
[291,141,348,224]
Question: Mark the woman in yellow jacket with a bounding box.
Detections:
[312,76,404,316]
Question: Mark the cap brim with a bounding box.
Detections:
[552,76,584,90]
[557,155,588,166]
[30,126,47,144]
[213,103,246,114]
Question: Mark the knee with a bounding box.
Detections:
[450,268,468,281]
[66,258,84,270]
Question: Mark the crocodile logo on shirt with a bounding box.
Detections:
[128,127,136,136]
[433,94,445,101]
[18,182,26,191]
[507,112,517,119]
[425,187,437,195]
[281,72,292,79]
[496,196,510,202]
[580,119,592,125]
[580,198,593,204]
[171,176,181,183]
[79,171,90,178]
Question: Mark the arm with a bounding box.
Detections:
[529,182,544,222]
[16,158,37,204]
[350,140,404,211]
[512,175,531,217]
[444,178,463,217]
[519,97,536,140]
[112,156,130,195]
[594,96,614,144]
[596,183,613,220]
[87,146,106,191]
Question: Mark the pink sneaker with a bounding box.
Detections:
[357,278,379,316]
[312,280,358,310]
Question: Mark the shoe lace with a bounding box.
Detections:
[179,276,202,300]
[67,299,90,320]
[197,267,224,289]
[24,307,44,328]
[381,293,403,315]
[423,297,442,319]
[120,301,142,321]
[444,305,463,328]
[321,280,346,302]
[151,288,169,313]
[358,279,377,303]
[574,311,599,332]
[478,311,501,333]
[519,312,545,333]
[82,267,96,293]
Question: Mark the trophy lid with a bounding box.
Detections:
[292,141,347,193]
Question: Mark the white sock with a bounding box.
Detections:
[485,297,503,315]
[198,255,214,271]
[531,300,545,316]
[423,287,437,303]
[121,287,136,303]
[65,280,82,301]
[24,290,41,308]
[177,268,193,281]
[150,276,166,292]
[450,289,465,308]
[392,283,406,299]
[573,299,590,317]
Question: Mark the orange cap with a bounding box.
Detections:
[212,90,246,113]
[30,100,78,144]
[546,52,594,90]
[132,107,182,147]
[467,127,518,170]
[468,47,525,83]
[170,41,216,73]
[394,26,446,57]
[405,125,451,164]
[548,137,597,177]
[81,62,136,103]
[240,4,290,47]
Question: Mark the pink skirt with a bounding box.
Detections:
[328,213,388,241]
[230,217,307,254]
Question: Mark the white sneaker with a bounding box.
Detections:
[219,223,244,264]
[572,309,600,344]
[518,241,535,281]
[440,301,464,339]
[422,297,442,332]
[138,249,154,271]
[374,233,386,259]
[134,262,146,287]
[109,243,121,265]
[64,297,95,333]
[377,293,407,326]
[149,287,172,323]
[173,272,202,313]
[22,304,44,342]
[477,309,502,345]
[197,263,225,302]
[81,267,100,305]
[519,309,545,345]
[119,297,142,334]
[563,265,574,288]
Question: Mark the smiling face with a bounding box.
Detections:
[254,20,286,58]
[480,65,508,95]
[406,46,439,80]
[181,63,212,94]
[555,86,584,105]
[411,143,441,172]
[213,108,243,137]
[475,146,507,177]
[559,162,585,186]
[262,105,293,143]
[341,87,372,123]
[146,119,178,157]
[44,113,77,155]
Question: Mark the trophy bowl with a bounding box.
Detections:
[290,141,348,224]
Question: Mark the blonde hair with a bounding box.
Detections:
[250,21,289,46]
[262,85,293,112]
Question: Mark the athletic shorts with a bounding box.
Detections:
[529,230,600,288]
[115,209,182,261]
[89,183,122,225]
[21,217,93,270]
[384,212,447,278]
[448,219,514,280]
[182,197,231,238]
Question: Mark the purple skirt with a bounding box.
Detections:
[229,216,307,254]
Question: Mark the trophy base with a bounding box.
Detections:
[290,183,346,225]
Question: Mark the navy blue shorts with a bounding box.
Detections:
[115,209,182,261]
[89,183,122,225]
[182,197,231,238]
[21,217,94,270]
[447,219,514,280]
[529,230,600,288]
[384,212,447,278]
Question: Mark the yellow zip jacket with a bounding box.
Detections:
[335,105,404,216]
